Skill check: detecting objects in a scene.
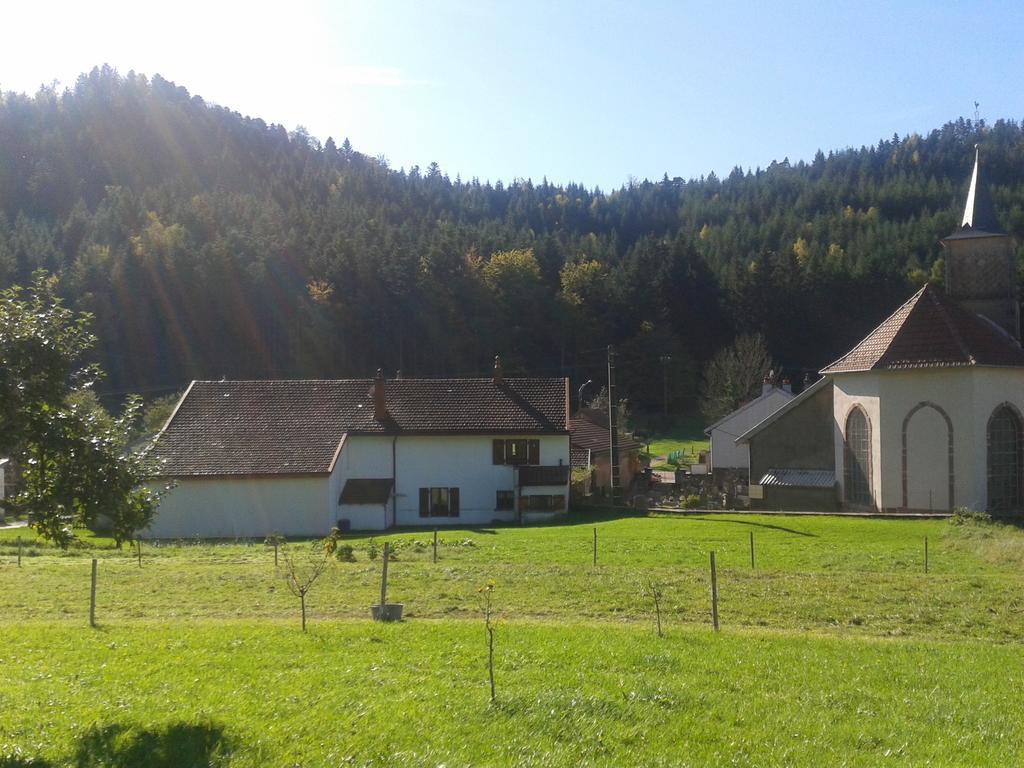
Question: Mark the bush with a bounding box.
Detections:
[334,544,356,562]
[682,494,701,509]
[366,540,379,560]
[949,507,992,526]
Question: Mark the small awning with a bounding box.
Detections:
[758,469,835,488]
[339,478,393,504]
[519,465,570,486]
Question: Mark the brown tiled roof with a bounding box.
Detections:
[821,284,1024,374]
[569,417,644,454]
[570,446,591,468]
[153,377,568,477]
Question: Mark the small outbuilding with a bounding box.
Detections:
[704,379,793,474]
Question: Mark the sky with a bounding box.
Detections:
[3,0,1023,190]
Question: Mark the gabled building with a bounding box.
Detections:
[704,379,793,473]
[147,362,571,537]
[742,147,1024,513]
[569,409,644,494]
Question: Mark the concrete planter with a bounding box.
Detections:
[371,603,404,622]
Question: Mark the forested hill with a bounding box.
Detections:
[2,66,1024,413]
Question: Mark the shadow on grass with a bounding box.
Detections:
[688,516,818,537]
[71,722,231,767]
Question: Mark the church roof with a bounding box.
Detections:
[821,284,1024,374]
[943,145,1006,240]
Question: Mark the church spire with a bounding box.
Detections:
[959,144,1003,234]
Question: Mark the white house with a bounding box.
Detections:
[146,362,571,538]
[705,380,793,471]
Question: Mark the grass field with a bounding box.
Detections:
[2,514,1024,765]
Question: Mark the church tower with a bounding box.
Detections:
[941,146,1019,339]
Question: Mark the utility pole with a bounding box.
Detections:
[659,355,672,418]
[607,345,621,505]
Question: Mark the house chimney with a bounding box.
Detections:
[493,355,503,385]
[373,368,387,421]
[781,377,792,394]
[761,372,772,396]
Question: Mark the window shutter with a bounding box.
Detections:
[419,488,429,517]
[528,440,540,465]
[492,439,505,465]
[449,487,460,517]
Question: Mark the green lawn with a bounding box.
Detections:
[2,514,1023,765]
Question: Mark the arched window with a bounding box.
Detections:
[844,407,872,506]
[987,405,1022,511]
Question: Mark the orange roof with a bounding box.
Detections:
[821,284,1024,374]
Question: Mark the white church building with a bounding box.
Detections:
[740,147,1024,514]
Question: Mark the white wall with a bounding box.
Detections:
[148,433,571,537]
[711,390,792,470]
[964,367,1024,511]
[334,434,569,529]
[832,372,883,508]
[833,367,1024,512]
[331,435,395,530]
[145,475,331,539]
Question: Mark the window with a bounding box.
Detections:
[492,439,540,465]
[521,494,565,512]
[419,487,460,517]
[496,490,515,511]
[988,406,1022,511]
[843,407,871,506]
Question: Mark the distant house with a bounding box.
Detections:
[569,410,643,494]
[147,361,570,537]
[704,380,793,473]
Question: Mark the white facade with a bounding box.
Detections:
[145,475,332,539]
[147,433,570,538]
[707,388,793,470]
[833,367,1024,512]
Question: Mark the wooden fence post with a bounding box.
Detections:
[17,536,22,567]
[593,527,597,566]
[89,559,98,628]
[710,551,719,632]
[749,531,755,569]
[924,536,929,574]
[380,542,390,606]
[433,528,438,564]
[137,539,142,568]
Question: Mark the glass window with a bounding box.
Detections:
[522,494,565,512]
[844,408,871,506]
[988,406,1022,511]
[492,439,540,466]
[419,487,460,517]
[496,490,515,511]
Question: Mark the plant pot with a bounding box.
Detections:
[371,603,404,622]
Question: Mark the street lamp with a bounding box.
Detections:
[577,379,593,411]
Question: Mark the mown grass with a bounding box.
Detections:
[2,514,1023,765]
[1,515,1022,641]
[2,621,1023,767]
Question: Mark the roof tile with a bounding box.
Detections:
[821,284,1024,374]
[153,377,568,477]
